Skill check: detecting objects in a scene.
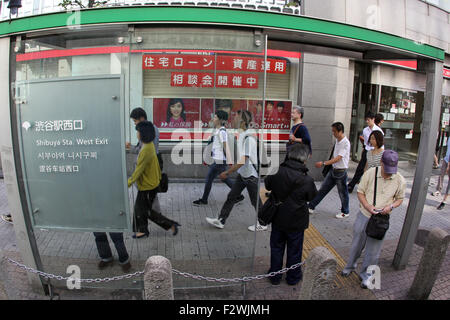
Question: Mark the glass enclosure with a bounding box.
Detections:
[10,26,300,294]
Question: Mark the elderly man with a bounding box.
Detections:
[341,150,406,289]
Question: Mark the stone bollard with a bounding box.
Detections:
[0,250,9,300]
[408,228,450,300]
[143,255,174,300]
[299,246,337,300]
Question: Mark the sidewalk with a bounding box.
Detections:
[0,162,448,300]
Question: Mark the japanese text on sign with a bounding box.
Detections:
[35,120,83,132]
[143,54,286,74]
[171,72,259,89]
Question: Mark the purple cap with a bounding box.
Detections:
[382,150,399,174]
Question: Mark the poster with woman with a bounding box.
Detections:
[153,98,200,128]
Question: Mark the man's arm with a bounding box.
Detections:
[315,155,342,168]
[357,191,377,215]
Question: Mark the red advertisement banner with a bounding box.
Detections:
[171,72,259,89]
[444,68,450,79]
[143,54,286,74]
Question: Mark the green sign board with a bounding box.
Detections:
[17,76,131,232]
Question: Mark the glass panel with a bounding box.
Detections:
[378,85,423,161]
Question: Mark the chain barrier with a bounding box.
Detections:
[3,256,305,284]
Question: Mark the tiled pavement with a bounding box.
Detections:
[0,162,449,300]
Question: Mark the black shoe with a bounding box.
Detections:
[98,260,113,270]
[121,262,132,273]
[437,202,445,210]
[193,199,208,205]
[132,232,149,239]
[172,223,181,236]
[234,195,245,204]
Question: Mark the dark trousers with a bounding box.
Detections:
[219,175,262,224]
[269,228,305,284]
[309,169,350,214]
[348,149,367,189]
[134,189,177,234]
[93,232,129,264]
[202,162,233,202]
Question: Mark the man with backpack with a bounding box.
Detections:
[206,110,265,231]
[193,110,244,205]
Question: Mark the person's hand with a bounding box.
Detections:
[381,205,393,215]
[366,205,379,215]
[219,171,229,180]
[315,161,323,169]
[125,142,131,149]
[289,134,296,142]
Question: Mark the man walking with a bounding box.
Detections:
[432,135,450,199]
[348,112,383,193]
[308,122,351,219]
[341,150,405,288]
[193,110,244,205]
[205,110,265,231]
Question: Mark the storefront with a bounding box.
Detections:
[0,5,445,295]
[350,61,450,162]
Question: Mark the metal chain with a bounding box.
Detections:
[172,261,305,283]
[4,256,305,284]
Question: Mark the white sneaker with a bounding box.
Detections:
[248,222,268,232]
[335,213,350,219]
[308,208,314,214]
[432,191,441,196]
[206,217,224,229]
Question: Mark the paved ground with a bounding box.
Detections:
[0,161,449,300]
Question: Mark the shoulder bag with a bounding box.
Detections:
[258,184,296,226]
[365,167,390,240]
[322,145,335,178]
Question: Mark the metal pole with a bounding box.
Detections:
[392,60,443,270]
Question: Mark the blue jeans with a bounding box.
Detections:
[309,169,349,214]
[93,232,129,264]
[201,162,233,202]
[269,228,304,284]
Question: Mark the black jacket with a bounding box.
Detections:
[264,160,317,233]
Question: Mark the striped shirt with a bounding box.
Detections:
[366,150,384,170]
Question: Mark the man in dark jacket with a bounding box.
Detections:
[264,144,318,285]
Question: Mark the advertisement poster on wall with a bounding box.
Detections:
[248,100,291,130]
[153,98,200,128]
[200,99,247,128]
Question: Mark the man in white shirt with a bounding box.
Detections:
[193,110,243,205]
[308,122,351,219]
[348,111,383,193]
[206,110,264,230]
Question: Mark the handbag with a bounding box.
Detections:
[157,173,169,193]
[322,145,335,178]
[258,186,295,226]
[365,167,390,240]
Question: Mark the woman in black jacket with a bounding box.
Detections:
[265,143,318,285]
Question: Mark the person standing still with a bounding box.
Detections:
[286,106,312,157]
[308,122,351,219]
[348,112,383,193]
[341,150,405,289]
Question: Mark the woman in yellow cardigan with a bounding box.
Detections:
[128,121,180,238]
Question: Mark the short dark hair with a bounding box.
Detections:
[277,101,285,109]
[130,107,147,120]
[365,111,376,119]
[375,113,384,125]
[331,122,344,133]
[167,98,186,123]
[237,110,252,129]
[369,130,384,148]
[215,110,229,122]
[135,121,155,143]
